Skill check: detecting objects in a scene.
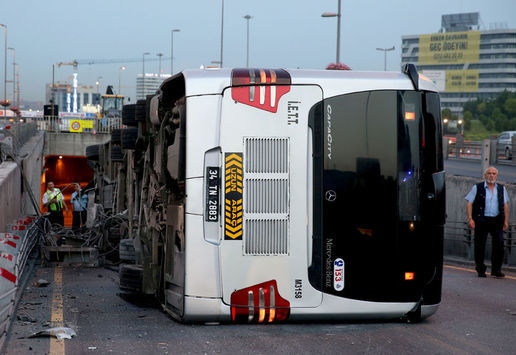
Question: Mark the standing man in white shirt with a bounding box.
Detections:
[465,166,509,278]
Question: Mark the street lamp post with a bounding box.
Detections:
[7,47,14,105]
[376,46,395,71]
[220,0,224,68]
[142,52,149,98]
[321,0,341,64]
[0,24,7,119]
[171,29,180,75]
[96,76,102,105]
[243,15,252,67]
[157,53,163,76]
[118,66,126,96]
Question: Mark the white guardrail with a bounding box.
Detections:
[0,216,44,349]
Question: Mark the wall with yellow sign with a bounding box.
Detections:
[70,119,94,133]
[445,69,479,92]
[419,31,480,65]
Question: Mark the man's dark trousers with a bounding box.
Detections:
[474,216,504,274]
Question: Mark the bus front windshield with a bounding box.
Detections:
[310,90,444,302]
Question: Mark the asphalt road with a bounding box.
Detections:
[445,159,516,183]
[4,262,516,354]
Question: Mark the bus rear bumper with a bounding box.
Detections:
[421,303,440,319]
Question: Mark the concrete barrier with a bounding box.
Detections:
[0,162,21,232]
[0,217,42,349]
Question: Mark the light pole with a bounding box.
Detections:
[376,46,395,71]
[157,53,163,76]
[321,0,341,64]
[0,24,7,119]
[243,15,252,67]
[96,76,102,105]
[171,29,180,75]
[118,66,126,96]
[142,52,149,98]
[7,47,14,105]
[220,0,224,68]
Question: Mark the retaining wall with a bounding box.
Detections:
[0,163,21,232]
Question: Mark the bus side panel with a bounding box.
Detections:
[184,213,222,299]
[185,95,222,178]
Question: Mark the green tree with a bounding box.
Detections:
[486,119,495,131]
[479,114,488,127]
[504,98,516,116]
[463,111,473,130]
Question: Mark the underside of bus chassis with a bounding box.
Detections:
[115,74,188,321]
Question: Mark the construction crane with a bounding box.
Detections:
[55,56,171,113]
[57,56,170,68]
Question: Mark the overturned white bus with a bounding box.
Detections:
[98,64,445,323]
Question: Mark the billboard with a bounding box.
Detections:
[445,69,479,92]
[418,31,480,65]
[421,69,479,92]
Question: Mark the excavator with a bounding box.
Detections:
[99,85,124,119]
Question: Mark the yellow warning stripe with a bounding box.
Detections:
[225,153,243,162]
[226,168,243,175]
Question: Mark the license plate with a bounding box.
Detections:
[205,167,220,222]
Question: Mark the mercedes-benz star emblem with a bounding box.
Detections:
[325,190,337,202]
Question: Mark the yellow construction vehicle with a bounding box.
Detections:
[99,86,124,118]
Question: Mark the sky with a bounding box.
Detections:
[2,0,516,105]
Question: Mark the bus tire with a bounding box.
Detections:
[111,129,121,144]
[119,239,136,262]
[85,144,100,161]
[119,264,143,292]
[135,100,146,122]
[121,128,138,150]
[111,146,124,162]
[122,104,137,126]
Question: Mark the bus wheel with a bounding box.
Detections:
[86,144,100,161]
[135,100,146,122]
[119,239,136,262]
[119,263,143,293]
[122,104,137,126]
[121,128,138,150]
[111,129,121,145]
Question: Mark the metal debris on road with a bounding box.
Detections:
[34,279,50,287]
[28,327,77,340]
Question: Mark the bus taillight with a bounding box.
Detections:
[231,68,291,113]
[230,280,290,323]
[405,272,415,281]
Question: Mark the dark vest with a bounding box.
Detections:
[472,182,504,225]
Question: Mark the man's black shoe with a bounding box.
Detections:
[491,272,505,278]
[477,272,487,278]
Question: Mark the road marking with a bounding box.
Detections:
[50,266,65,355]
[444,264,516,280]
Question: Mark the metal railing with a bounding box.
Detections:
[1,115,121,135]
[446,140,516,165]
